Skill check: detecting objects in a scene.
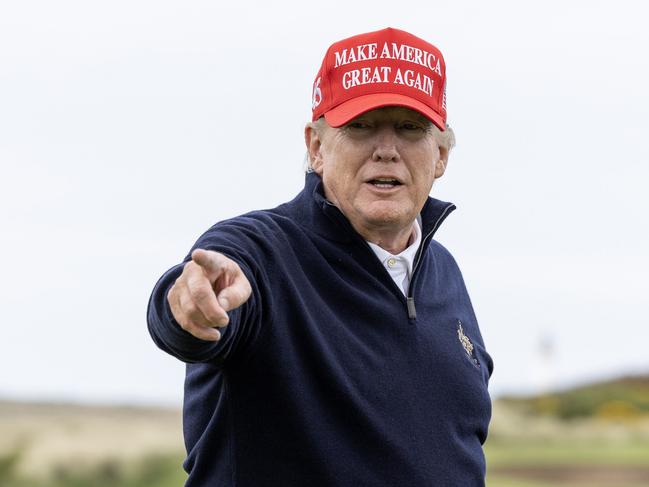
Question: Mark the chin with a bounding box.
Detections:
[361,205,413,229]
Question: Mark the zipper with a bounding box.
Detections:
[323,200,409,301]
[324,199,456,320]
[405,203,456,319]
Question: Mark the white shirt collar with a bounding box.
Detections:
[366,216,422,295]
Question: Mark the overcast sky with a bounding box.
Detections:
[1,0,648,406]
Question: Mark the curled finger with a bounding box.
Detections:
[186,267,229,327]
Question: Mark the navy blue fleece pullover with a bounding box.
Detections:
[147,172,493,486]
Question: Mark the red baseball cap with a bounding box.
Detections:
[311,27,447,131]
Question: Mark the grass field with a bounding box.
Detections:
[2,391,649,486]
[0,400,186,486]
[485,395,649,487]
[486,441,649,486]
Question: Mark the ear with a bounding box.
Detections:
[434,146,449,179]
[304,123,324,175]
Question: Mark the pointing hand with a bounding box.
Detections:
[167,249,252,341]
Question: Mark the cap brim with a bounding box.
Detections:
[323,93,445,131]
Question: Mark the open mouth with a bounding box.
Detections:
[367,178,403,189]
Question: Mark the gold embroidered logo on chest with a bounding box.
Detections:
[457,321,474,357]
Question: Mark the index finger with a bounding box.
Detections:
[191,249,227,281]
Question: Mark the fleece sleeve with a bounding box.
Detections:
[146,219,270,366]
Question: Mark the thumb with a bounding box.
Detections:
[215,269,252,312]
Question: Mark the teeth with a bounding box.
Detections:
[370,178,399,186]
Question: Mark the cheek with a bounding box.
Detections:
[324,159,361,191]
[411,155,435,177]
[411,163,436,197]
[328,172,357,200]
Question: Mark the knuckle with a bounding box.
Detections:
[190,287,210,302]
[170,275,184,293]
[204,309,222,325]
[167,286,176,303]
[185,261,204,278]
[182,260,196,274]
[180,296,200,321]
[178,291,191,310]
[178,318,193,332]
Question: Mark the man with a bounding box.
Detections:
[148,27,493,486]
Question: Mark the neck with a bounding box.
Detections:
[319,181,417,254]
[356,223,416,254]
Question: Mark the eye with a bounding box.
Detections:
[345,120,372,130]
[399,121,425,131]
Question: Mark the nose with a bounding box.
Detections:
[371,126,400,163]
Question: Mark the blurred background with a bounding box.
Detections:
[1,0,648,485]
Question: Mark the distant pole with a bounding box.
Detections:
[536,332,556,394]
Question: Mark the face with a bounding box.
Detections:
[305,107,448,239]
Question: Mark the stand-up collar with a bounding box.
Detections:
[291,172,456,244]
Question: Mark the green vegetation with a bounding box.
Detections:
[500,375,649,420]
[2,374,649,486]
[485,439,649,486]
[487,478,564,487]
[486,374,649,486]
[486,440,649,467]
[0,448,22,486]
[0,450,186,487]
[2,438,649,487]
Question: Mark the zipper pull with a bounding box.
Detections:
[407,297,417,319]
